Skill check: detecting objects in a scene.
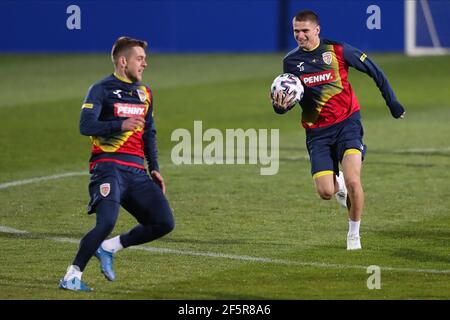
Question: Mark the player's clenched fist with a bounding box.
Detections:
[122,117,145,131]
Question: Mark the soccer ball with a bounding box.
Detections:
[270,73,304,107]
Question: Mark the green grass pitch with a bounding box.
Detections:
[0,53,449,299]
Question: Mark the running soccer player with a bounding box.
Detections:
[271,10,405,250]
[59,37,175,291]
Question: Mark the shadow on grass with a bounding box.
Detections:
[390,248,450,264]
[375,228,450,264]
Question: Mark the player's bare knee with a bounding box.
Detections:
[345,179,361,193]
[317,189,334,200]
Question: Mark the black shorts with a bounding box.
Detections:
[87,162,172,226]
[306,111,366,178]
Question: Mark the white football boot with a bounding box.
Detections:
[335,171,347,208]
[346,234,362,250]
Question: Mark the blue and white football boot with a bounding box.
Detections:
[94,246,116,281]
[59,277,93,292]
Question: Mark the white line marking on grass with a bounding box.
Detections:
[132,246,450,275]
[0,226,29,234]
[0,171,88,190]
[1,225,449,275]
[1,145,448,191]
[0,161,270,191]
[0,164,180,190]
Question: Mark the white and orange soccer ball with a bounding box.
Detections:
[270,73,304,107]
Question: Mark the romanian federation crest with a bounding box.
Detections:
[322,51,333,65]
[100,183,110,197]
[137,89,147,103]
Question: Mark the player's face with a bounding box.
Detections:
[293,19,320,50]
[124,46,147,82]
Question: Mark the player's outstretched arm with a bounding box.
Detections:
[343,43,406,119]
[389,101,406,119]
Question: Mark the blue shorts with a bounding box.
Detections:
[305,111,366,178]
[87,162,172,226]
